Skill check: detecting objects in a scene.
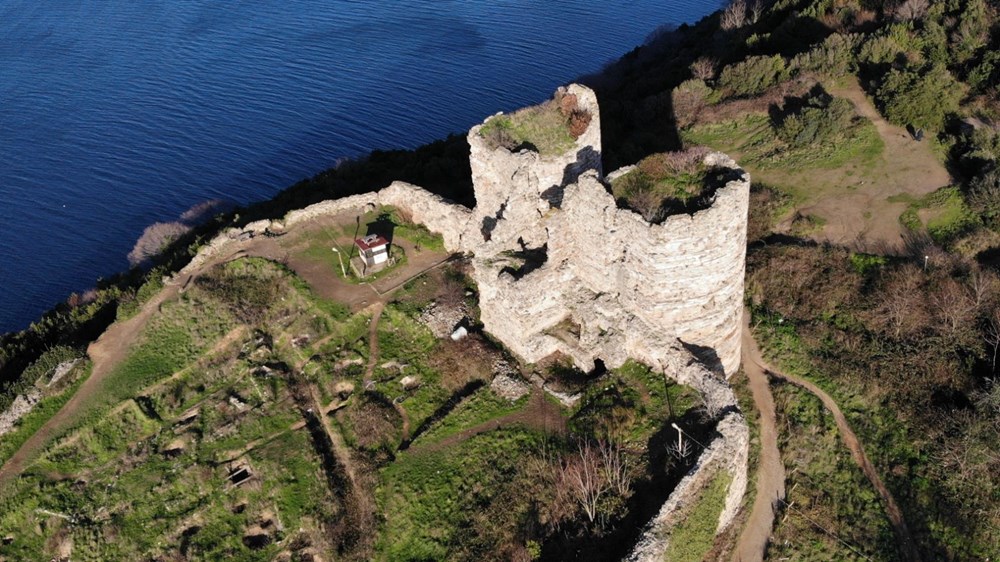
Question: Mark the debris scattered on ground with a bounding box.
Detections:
[490,374,530,401]
[419,299,469,338]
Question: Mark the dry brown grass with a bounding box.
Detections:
[427,336,497,392]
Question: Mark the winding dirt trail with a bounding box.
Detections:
[0,276,186,488]
[744,318,922,562]
[406,390,566,455]
[732,313,786,562]
[359,302,412,439]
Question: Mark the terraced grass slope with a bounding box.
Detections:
[0,243,713,561]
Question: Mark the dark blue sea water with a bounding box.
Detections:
[0,0,722,334]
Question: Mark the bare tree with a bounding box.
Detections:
[565,442,609,523]
[689,57,717,80]
[598,440,632,497]
[931,278,977,338]
[667,437,695,462]
[721,0,748,31]
[869,265,928,339]
[984,309,1000,372]
[749,0,765,24]
[128,221,191,266]
[895,0,929,21]
[966,268,998,311]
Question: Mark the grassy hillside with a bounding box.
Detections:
[0,227,713,560]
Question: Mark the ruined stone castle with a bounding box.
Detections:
[186,84,751,560]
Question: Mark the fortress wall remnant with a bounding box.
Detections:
[467,84,602,256]
[174,84,751,556]
[467,120,749,375]
[182,84,748,378]
[377,181,472,252]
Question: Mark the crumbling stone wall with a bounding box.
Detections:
[465,85,749,376]
[175,84,752,555]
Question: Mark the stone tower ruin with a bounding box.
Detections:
[464,84,750,376]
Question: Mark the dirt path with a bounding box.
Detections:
[363,302,385,381]
[407,391,566,455]
[732,312,786,562]
[800,78,951,250]
[0,276,186,488]
[360,302,413,439]
[745,322,922,562]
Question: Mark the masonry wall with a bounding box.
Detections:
[174,83,752,557]
[467,111,749,375]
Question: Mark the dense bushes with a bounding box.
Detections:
[875,63,963,130]
[747,244,1000,558]
[775,94,856,147]
[671,79,713,129]
[788,33,860,75]
[967,169,1000,229]
[717,55,788,98]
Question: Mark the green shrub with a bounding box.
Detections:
[672,79,714,128]
[116,267,167,321]
[876,64,964,131]
[968,48,1000,93]
[776,96,856,148]
[858,23,923,66]
[949,0,990,64]
[789,33,861,75]
[717,55,788,98]
[967,168,1000,229]
[849,253,888,275]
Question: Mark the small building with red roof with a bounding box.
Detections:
[354,234,390,272]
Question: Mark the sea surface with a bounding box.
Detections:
[0,0,722,334]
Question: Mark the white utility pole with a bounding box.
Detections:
[332,247,346,278]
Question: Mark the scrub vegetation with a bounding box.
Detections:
[479,90,592,156]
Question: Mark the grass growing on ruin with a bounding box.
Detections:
[0,365,88,466]
[409,386,529,446]
[571,360,699,445]
[479,100,576,156]
[662,471,732,562]
[610,149,715,220]
[376,428,550,560]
